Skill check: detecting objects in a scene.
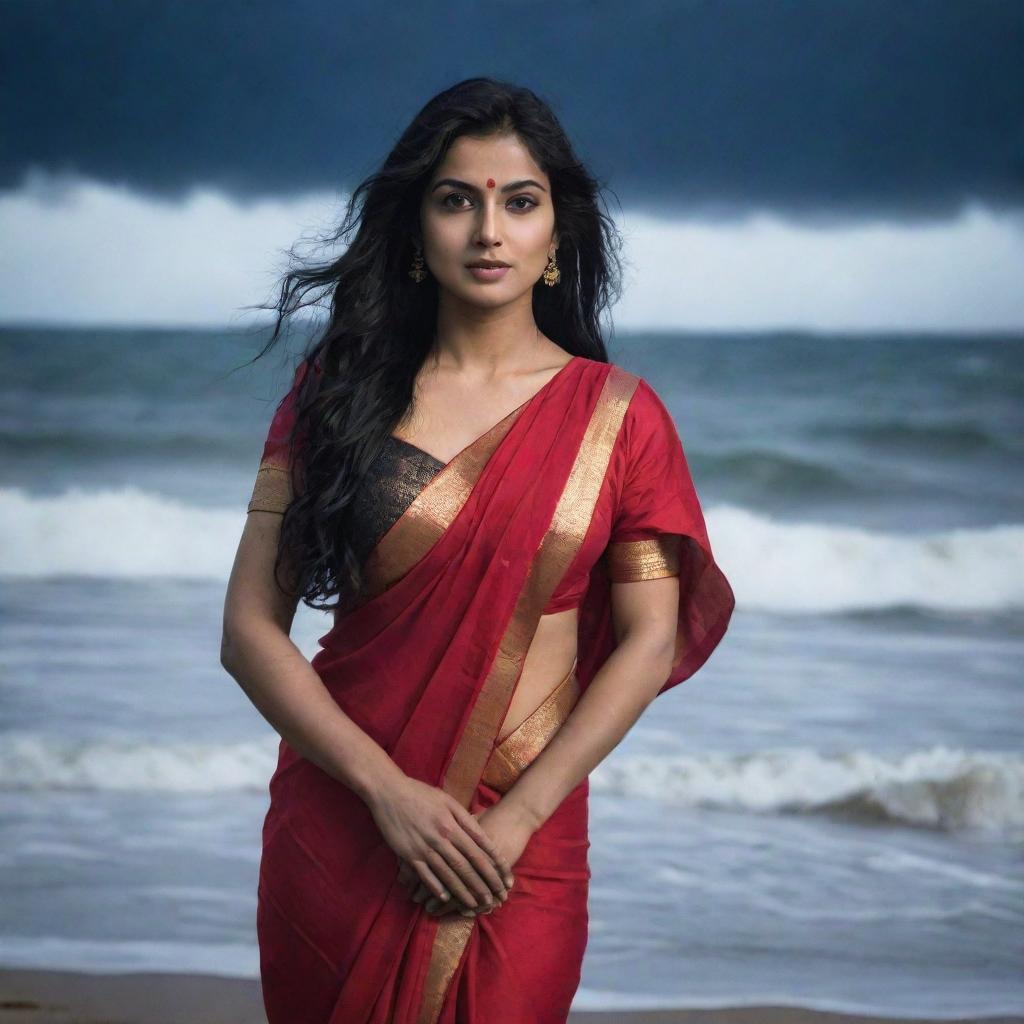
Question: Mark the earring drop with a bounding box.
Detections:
[408,246,427,283]
[542,250,560,286]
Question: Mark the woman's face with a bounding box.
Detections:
[418,132,558,307]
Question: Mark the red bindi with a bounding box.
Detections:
[486,178,496,189]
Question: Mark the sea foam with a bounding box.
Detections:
[1,732,1020,834]
[2,485,1022,614]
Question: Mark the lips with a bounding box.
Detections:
[465,260,510,268]
[466,265,511,281]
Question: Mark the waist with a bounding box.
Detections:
[480,656,580,794]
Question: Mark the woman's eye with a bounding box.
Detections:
[441,193,537,211]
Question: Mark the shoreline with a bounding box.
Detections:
[1,967,1021,1024]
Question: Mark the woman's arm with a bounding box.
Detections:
[499,573,680,831]
[221,509,407,804]
[221,508,514,908]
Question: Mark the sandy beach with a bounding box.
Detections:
[1,967,1021,1024]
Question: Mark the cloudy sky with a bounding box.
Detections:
[2,0,1021,331]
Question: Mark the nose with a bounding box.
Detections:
[474,201,502,248]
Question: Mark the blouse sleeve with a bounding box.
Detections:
[605,377,736,691]
[246,357,317,515]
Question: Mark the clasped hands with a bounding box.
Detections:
[383,784,536,919]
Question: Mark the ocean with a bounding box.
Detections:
[0,325,1021,1018]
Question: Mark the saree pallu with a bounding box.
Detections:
[247,355,735,1023]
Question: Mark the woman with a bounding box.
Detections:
[222,77,735,1024]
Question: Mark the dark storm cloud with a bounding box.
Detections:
[2,0,1021,223]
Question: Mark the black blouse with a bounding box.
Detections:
[347,436,446,566]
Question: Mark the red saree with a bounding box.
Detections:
[246,354,735,1023]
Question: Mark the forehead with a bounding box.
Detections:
[431,134,547,185]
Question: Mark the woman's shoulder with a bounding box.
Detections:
[576,357,666,420]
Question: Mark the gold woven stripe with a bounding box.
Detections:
[480,658,581,794]
[246,464,292,515]
[414,914,475,1024]
[605,536,682,581]
[362,410,525,598]
[441,365,637,809]
[414,365,639,1024]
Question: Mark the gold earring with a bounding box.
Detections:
[409,246,427,283]
[542,250,560,287]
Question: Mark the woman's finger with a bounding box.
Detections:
[422,848,480,909]
[427,894,473,917]
[410,858,452,904]
[447,827,508,903]
[451,803,516,886]
[430,836,495,909]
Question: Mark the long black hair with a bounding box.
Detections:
[243,76,624,612]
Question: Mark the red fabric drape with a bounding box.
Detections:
[579,377,736,697]
[249,356,735,1023]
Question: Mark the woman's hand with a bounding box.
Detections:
[369,775,515,911]
[398,798,536,918]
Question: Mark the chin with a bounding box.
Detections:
[445,280,518,303]
[462,291,516,307]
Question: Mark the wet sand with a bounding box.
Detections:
[1,967,1021,1023]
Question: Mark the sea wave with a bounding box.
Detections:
[1,734,1020,834]
[0,733,280,794]
[6,485,1022,615]
[592,744,1024,834]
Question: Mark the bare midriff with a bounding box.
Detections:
[495,606,579,741]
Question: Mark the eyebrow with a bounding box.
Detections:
[430,177,548,195]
